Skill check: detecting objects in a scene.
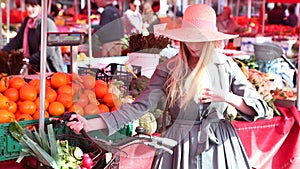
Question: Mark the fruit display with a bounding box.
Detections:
[0,72,123,124]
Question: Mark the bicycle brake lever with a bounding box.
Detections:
[151,136,177,148]
[62,112,93,141]
[63,112,78,122]
[144,142,173,154]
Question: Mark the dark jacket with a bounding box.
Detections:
[94,4,124,43]
[2,16,64,73]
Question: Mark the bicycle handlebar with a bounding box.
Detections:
[94,133,177,155]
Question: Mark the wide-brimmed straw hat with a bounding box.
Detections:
[159,4,238,42]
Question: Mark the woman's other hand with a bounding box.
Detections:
[199,88,228,103]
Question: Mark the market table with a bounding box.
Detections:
[232,105,300,169]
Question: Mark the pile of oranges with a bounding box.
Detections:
[0,72,121,124]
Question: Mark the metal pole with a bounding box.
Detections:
[87,0,92,60]
[247,0,251,19]
[39,0,48,129]
[261,0,265,35]
[48,0,52,15]
[236,0,240,16]
[6,0,10,44]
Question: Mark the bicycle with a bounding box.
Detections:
[53,112,177,169]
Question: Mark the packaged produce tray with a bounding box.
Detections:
[0,115,132,162]
[78,63,141,86]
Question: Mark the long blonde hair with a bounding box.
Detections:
[165,41,219,108]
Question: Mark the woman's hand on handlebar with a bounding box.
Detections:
[66,113,87,134]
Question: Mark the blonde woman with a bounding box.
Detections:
[68,4,269,169]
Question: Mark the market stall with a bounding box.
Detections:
[233,105,300,169]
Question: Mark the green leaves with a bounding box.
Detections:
[8,120,24,142]
[9,121,85,169]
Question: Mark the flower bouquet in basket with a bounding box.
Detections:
[8,120,109,169]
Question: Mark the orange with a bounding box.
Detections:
[72,82,84,95]
[0,76,9,93]
[56,93,73,108]
[71,73,83,84]
[46,87,57,103]
[28,79,40,94]
[34,97,49,110]
[4,87,19,102]
[48,101,65,116]
[84,103,100,115]
[50,72,68,88]
[0,110,15,123]
[19,100,37,115]
[73,93,89,108]
[16,113,33,121]
[98,104,110,113]
[95,79,107,86]
[68,104,84,116]
[57,84,73,95]
[94,83,109,99]
[102,93,121,108]
[32,110,49,120]
[66,73,72,85]
[9,76,27,89]
[110,106,119,112]
[19,85,37,101]
[7,101,17,113]
[81,74,96,89]
[84,89,99,105]
[0,95,9,109]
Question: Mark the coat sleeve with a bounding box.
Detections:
[228,58,269,121]
[99,62,169,135]
[1,18,28,52]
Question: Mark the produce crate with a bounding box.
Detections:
[0,115,132,162]
[0,119,71,162]
[86,114,133,143]
[78,63,142,86]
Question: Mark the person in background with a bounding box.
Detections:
[123,0,143,35]
[1,0,64,74]
[142,1,160,33]
[152,0,160,14]
[67,4,269,168]
[216,6,245,34]
[284,4,298,27]
[93,0,124,57]
[267,3,286,25]
[81,1,100,15]
[50,3,59,17]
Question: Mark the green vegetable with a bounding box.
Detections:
[9,121,85,169]
[8,120,24,142]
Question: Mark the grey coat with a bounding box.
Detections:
[2,17,64,73]
[100,53,269,169]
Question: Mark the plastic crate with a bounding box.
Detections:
[85,114,133,143]
[0,116,132,162]
[0,119,71,162]
[78,63,141,87]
